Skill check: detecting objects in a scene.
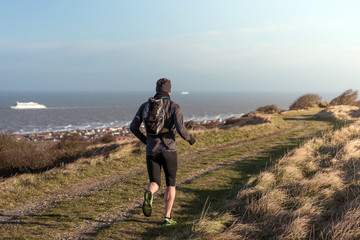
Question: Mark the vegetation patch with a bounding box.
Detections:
[0,133,112,177]
[196,121,360,239]
[330,89,359,106]
[289,94,322,110]
[315,105,360,121]
[256,104,279,114]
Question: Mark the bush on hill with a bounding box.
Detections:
[330,89,358,106]
[55,133,90,159]
[0,132,57,175]
[318,101,331,108]
[289,94,322,110]
[97,133,116,143]
[0,132,92,177]
[256,105,279,114]
[185,120,204,130]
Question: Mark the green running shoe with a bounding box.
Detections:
[142,190,153,217]
[162,217,177,226]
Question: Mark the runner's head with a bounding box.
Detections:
[156,78,171,94]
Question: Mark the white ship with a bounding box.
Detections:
[11,101,47,109]
[180,91,189,95]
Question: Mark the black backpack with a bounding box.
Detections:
[142,97,166,135]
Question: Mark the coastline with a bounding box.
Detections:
[13,115,248,142]
[1,91,310,136]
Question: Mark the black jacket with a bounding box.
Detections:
[130,97,192,156]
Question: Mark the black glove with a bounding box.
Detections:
[189,135,196,145]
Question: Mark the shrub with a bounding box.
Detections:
[185,120,195,130]
[97,133,116,143]
[318,102,330,108]
[0,132,58,176]
[330,89,358,106]
[289,94,322,110]
[0,132,92,177]
[203,121,219,129]
[185,120,204,130]
[55,133,91,160]
[256,105,279,114]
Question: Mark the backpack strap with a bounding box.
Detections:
[159,97,171,134]
[156,97,171,134]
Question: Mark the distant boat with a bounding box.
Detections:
[181,91,189,95]
[11,101,47,109]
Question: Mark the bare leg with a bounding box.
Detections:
[164,186,176,218]
[148,182,159,194]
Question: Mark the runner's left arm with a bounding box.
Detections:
[173,104,195,145]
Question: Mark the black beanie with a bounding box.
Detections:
[156,78,171,93]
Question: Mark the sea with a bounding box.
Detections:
[0,91,338,134]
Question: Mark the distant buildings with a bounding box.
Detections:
[14,125,143,142]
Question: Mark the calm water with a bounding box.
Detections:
[0,91,337,134]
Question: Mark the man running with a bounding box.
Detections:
[130,78,196,226]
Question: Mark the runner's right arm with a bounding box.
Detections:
[130,103,147,145]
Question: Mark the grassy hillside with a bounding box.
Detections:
[0,108,343,239]
[186,109,360,239]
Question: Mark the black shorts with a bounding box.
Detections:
[146,151,177,187]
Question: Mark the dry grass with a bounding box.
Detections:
[315,105,360,121]
[254,172,276,191]
[191,212,233,238]
[326,196,360,239]
[191,120,360,239]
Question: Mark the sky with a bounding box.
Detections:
[1,0,360,92]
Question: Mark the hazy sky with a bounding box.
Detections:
[1,0,360,92]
